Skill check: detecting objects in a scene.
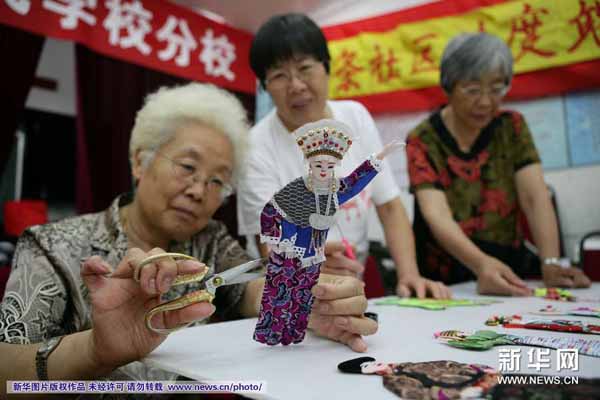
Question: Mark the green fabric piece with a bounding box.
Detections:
[375,297,499,310]
[534,287,573,299]
[446,330,515,351]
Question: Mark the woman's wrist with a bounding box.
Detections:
[470,254,491,277]
[396,262,420,281]
[84,330,120,378]
[46,330,116,381]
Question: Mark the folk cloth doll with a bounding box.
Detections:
[337,357,499,399]
[253,119,387,345]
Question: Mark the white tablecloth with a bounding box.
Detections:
[143,281,600,399]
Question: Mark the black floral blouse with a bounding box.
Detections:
[407,110,541,284]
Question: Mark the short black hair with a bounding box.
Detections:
[250,13,330,87]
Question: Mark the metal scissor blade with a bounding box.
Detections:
[226,272,264,285]
[210,258,266,288]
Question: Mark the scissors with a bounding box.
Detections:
[134,253,265,335]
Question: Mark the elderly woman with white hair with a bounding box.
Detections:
[406,32,590,296]
[0,83,376,391]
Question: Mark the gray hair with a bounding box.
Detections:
[129,83,249,185]
[440,32,513,93]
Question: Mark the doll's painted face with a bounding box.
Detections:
[360,361,393,375]
[309,154,338,183]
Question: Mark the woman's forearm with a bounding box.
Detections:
[515,164,561,262]
[520,193,561,260]
[376,198,419,278]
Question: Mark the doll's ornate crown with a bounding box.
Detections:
[293,119,353,160]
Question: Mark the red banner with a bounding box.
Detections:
[0,0,255,93]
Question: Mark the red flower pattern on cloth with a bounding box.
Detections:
[508,110,523,135]
[479,188,515,217]
[447,151,489,182]
[438,167,452,188]
[410,110,542,284]
[459,216,486,236]
[425,243,452,282]
[407,137,438,186]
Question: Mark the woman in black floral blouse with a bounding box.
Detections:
[406,33,590,296]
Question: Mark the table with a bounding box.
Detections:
[143,281,600,399]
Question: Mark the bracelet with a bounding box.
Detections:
[542,257,570,269]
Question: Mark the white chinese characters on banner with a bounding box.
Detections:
[3,0,247,88]
[199,29,236,81]
[156,15,197,67]
[103,0,152,55]
[43,0,97,29]
[498,348,521,372]
[5,0,31,15]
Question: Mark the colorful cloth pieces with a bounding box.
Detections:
[435,330,517,350]
[435,330,600,357]
[486,314,600,335]
[375,297,500,310]
[338,358,499,399]
[485,314,522,326]
[563,307,600,318]
[534,287,576,301]
[531,305,600,318]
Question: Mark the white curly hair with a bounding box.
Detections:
[129,82,250,185]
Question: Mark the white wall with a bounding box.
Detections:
[309,0,439,27]
[25,38,76,116]
[545,165,600,261]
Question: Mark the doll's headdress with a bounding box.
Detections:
[293,119,353,160]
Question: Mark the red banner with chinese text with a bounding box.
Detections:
[323,0,600,113]
[0,0,255,94]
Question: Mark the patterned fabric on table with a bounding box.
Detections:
[407,110,541,283]
[382,361,498,399]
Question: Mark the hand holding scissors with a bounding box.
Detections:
[133,253,264,335]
